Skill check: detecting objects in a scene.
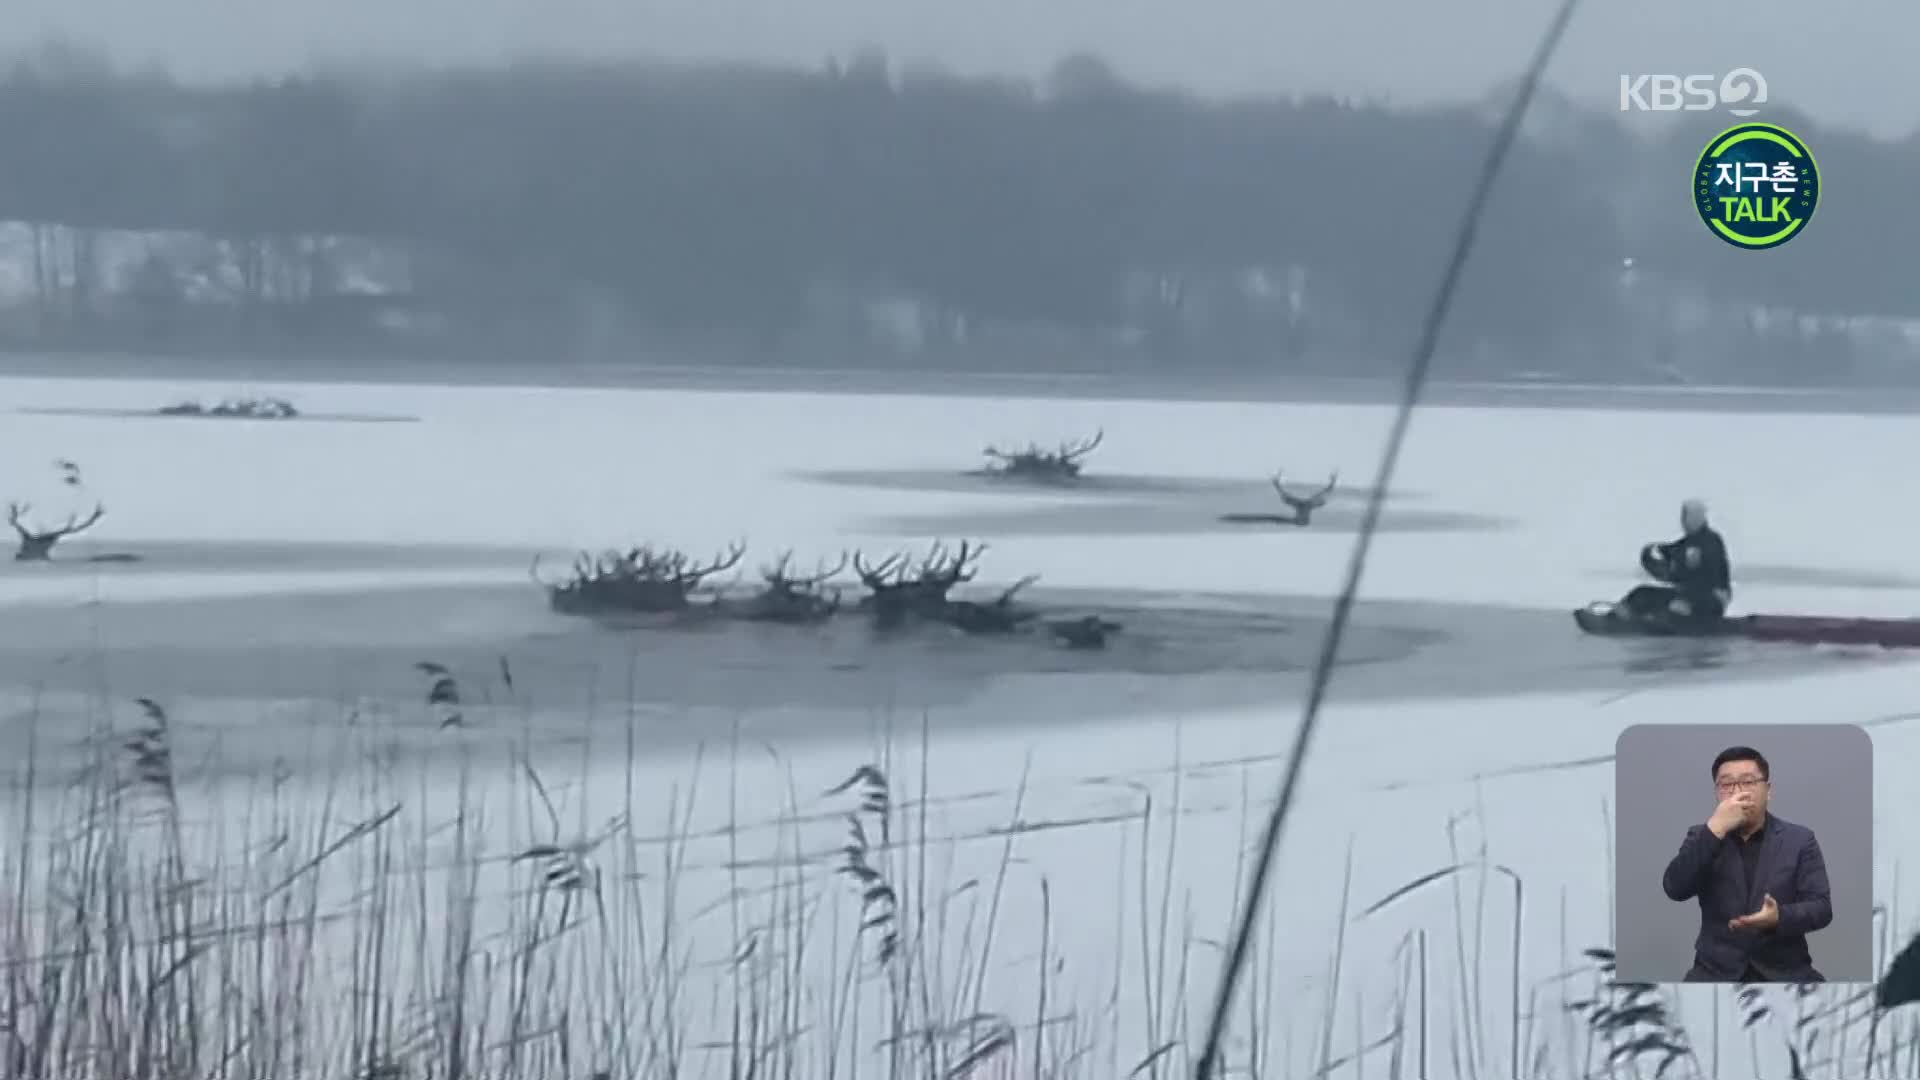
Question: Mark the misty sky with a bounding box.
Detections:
[8,0,1913,138]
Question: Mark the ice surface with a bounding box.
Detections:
[0,371,1914,1078]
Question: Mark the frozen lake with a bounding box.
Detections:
[0,370,1914,1079]
[13,347,1920,413]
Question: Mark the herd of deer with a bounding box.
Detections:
[157,396,301,419]
[528,429,1337,651]
[534,538,1121,649]
[1,429,1330,654]
[981,427,1341,526]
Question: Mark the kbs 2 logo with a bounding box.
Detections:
[1620,69,1768,116]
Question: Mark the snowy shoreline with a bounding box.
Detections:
[2,347,1916,414]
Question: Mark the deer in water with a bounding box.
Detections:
[1214,472,1340,528]
[533,540,746,614]
[742,550,847,624]
[944,574,1041,634]
[981,429,1104,482]
[1267,472,1339,526]
[1047,614,1123,649]
[7,502,106,561]
[1217,472,1340,528]
[854,539,986,629]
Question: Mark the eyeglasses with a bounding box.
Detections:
[1715,777,1767,792]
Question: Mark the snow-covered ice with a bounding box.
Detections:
[0,371,1913,1078]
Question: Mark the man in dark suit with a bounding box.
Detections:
[1662,745,1832,982]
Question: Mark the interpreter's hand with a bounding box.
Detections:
[1707,793,1751,838]
[1729,893,1781,932]
[1669,597,1693,616]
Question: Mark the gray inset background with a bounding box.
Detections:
[1613,723,1875,984]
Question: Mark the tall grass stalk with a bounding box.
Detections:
[0,682,1912,1079]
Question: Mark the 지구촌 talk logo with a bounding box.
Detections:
[1693,122,1820,250]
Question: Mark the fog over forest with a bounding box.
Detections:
[1,42,1912,385]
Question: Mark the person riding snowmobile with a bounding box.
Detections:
[1606,498,1732,632]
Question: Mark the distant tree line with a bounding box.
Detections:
[0,43,1912,379]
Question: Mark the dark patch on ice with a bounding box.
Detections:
[15,406,421,424]
[0,538,533,575]
[865,499,1512,538]
[793,466,1410,503]
[0,581,1424,698]
[1579,563,1920,591]
[0,579,1879,767]
[1735,564,1920,590]
[1620,641,1735,675]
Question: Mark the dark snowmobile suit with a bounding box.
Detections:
[1619,525,1732,631]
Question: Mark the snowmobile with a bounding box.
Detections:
[1574,603,1920,648]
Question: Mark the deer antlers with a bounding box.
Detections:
[854,540,985,592]
[531,540,744,589]
[906,539,984,592]
[8,502,105,539]
[852,550,907,589]
[761,549,847,591]
[7,501,107,561]
[982,429,1103,470]
[661,541,747,586]
[1271,472,1338,511]
[1055,428,1103,461]
[983,429,1104,461]
[994,573,1040,606]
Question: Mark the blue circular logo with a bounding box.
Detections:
[1694,122,1819,250]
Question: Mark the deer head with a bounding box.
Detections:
[1272,472,1338,516]
[760,550,848,594]
[910,539,984,595]
[8,501,106,561]
[853,550,909,592]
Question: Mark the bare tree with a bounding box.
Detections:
[7,502,105,561]
[980,430,1104,483]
